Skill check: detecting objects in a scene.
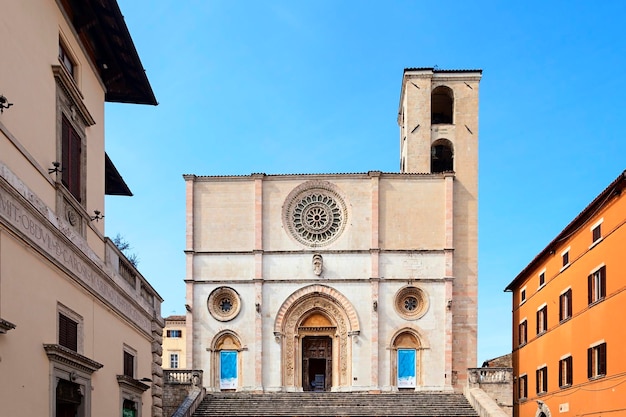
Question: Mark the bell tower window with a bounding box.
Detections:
[431,139,454,173]
[431,86,454,124]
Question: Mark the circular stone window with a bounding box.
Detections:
[394,286,429,320]
[282,181,348,247]
[208,287,241,322]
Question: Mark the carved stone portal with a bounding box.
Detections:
[274,285,360,390]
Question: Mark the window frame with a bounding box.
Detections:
[561,247,570,271]
[166,329,182,338]
[588,265,606,305]
[123,347,136,379]
[536,366,548,394]
[58,40,76,79]
[590,218,603,247]
[536,304,548,336]
[559,355,573,388]
[57,303,83,354]
[170,353,179,369]
[518,374,528,400]
[61,115,83,203]
[520,286,527,305]
[559,288,573,322]
[538,269,546,289]
[587,342,607,379]
[518,319,528,347]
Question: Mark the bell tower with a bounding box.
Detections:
[398,67,481,177]
[398,67,482,387]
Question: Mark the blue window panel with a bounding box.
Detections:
[220,351,238,389]
[397,349,416,388]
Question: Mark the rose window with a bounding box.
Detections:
[208,287,241,322]
[283,182,348,247]
[394,286,429,320]
[404,296,418,311]
[292,193,343,245]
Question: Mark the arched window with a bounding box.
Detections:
[431,139,454,173]
[390,329,423,389]
[211,332,242,390]
[431,86,454,124]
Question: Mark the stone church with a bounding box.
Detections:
[183,68,481,393]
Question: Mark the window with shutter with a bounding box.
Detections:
[123,351,135,378]
[588,343,607,378]
[588,266,606,305]
[518,320,527,346]
[536,367,547,394]
[59,313,78,352]
[559,356,573,388]
[519,374,527,399]
[559,289,572,322]
[61,116,82,202]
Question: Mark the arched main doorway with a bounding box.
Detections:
[274,285,360,391]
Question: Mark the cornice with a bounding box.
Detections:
[43,344,103,373]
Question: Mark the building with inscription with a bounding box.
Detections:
[0,1,164,417]
[162,315,187,369]
[184,68,481,393]
[505,171,626,417]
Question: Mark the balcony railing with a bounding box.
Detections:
[164,369,203,386]
[468,367,512,385]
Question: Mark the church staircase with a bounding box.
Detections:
[193,391,478,416]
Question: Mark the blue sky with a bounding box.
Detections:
[104,1,626,364]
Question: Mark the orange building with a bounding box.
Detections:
[505,170,626,417]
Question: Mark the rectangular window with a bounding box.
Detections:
[559,356,573,387]
[536,305,548,335]
[536,366,548,394]
[562,250,570,268]
[519,320,528,346]
[539,271,546,287]
[61,116,82,202]
[592,224,602,243]
[170,353,179,369]
[519,374,528,400]
[123,350,135,378]
[58,313,78,352]
[58,42,75,78]
[588,343,607,379]
[588,266,606,305]
[166,329,182,338]
[559,289,572,322]
[520,287,527,304]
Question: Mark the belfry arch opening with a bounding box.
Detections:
[431,139,454,173]
[431,86,454,124]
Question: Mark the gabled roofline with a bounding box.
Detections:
[505,170,626,292]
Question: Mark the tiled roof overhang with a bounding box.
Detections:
[505,170,626,292]
[61,0,157,105]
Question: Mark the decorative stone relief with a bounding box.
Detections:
[394,286,429,320]
[207,287,241,322]
[281,294,351,387]
[282,181,348,247]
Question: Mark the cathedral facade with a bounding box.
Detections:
[183,68,481,393]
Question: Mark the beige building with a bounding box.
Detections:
[0,1,164,417]
[163,315,187,369]
[184,68,481,393]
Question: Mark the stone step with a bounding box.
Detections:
[193,392,478,416]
